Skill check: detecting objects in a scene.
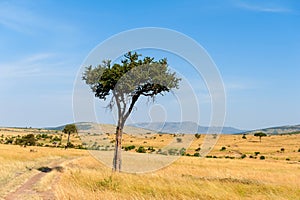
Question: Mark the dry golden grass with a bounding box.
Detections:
[1,129,300,199]
[0,144,87,198]
[55,154,300,200]
[56,133,300,199]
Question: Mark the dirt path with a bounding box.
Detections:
[4,157,82,200]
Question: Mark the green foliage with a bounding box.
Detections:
[241,154,247,159]
[260,155,265,160]
[220,146,226,151]
[195,133,201,139]
[254,152,260,156]
[179,148,186,156]
[254,132,267,142]
[66,142,74,148]
[168,148,178,155]
[136,146,146,153]
[4,137,13,144]
[193,152,200,157]
[242,134,247,139]
[63,124,78,135]
[82,52,180,101]
[195,147,201,152]
[176,138,182,143]
[15,134,36,146]
[147,146,155,152]
[124,145,135,151]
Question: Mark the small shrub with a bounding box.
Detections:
[259,155,265,160]
[298,148,300,152]
[280,148,285,152]
[67,142,74,148]
[195,133,201,139]
[195,147,201,152]
[147,146,155,152]
[136,146,146,153]
[242,134,247,139]
[124,145,135,151]
[194,152,200,157]
[179,148,186,156]
[206,155,212,158]
[249,155,254,158]
[176,138,182,143]
[220,146,226,151]
[241,154,246,159]
[286,158,290,161]
[254,152,260,156]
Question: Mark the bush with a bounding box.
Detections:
[286,158,290,161]
[280,148,285,152]
[124,145,135,151]
[242,134,247,139]
[241,154,247,159]
[67,142,74,148]
[168,148,178,155]
[179,148,186,156]
[136,146,146,153]
[195,147,201,152]
[259,155,265,160]
[147,146,155,152]
[298,148,300,152]
[220,146,226,151]
[194,152,200,157]
[176,138,182,143]
[254,152,260,156]
[15,134,36,146]
[195,133,201,139]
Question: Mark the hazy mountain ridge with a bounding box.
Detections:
[129,121,246,134]
[245,124,300,135]
[44,122,300,135]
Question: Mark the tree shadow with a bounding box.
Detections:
[37,166,64,173]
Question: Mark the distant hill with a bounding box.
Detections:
[245,124,300,135]
[130,121,246,134]
[45,122,300,135]
[44,122,157,135]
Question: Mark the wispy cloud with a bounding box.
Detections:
[0,1,75,34]
[235,1,292,13]
[0,53,72,78]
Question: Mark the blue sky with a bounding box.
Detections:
[0,0,299,130]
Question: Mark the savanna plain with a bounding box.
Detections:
[0,127,299,200]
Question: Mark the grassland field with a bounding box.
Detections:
[0,127,299,199]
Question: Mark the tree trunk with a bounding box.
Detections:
[67,132,70,147]
[113,126,123,172]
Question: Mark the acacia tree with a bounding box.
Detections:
[63,124,78,148]
[82,52,181,172]
[254,132,267,142]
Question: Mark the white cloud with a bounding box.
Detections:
[235,1,292,13]
[0,1,76,34]
[0,53,73,79]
